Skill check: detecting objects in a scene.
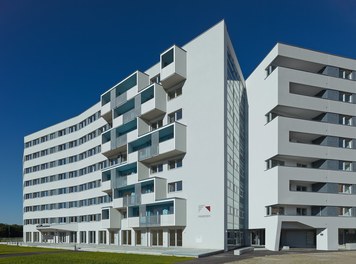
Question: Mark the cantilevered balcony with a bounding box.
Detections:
[112,178,166,209]
[160,45,186,88]
[128,122,186,164]
[112,98,137,128]
[102,162,137,195]
[101,119,137,157]
[101,207,121,229]
[112,83,166,127]
[139,198,186,227]
[113,185,137,208]
[140,83,166,121]
[100,71,149,122]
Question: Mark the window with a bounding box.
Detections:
[58,129,66,137]
[161,48,174,69]
[136,230,141,245]
[339,207,352,216]
[168,109,182,123]
[49,133,55,140]
[339,184,352,194]
[151,119,163,131]
[296,208,307,216]
[168,181,182,192]
[340,115,353,126]
[150,74,160,84]
[341,138,353,149]
[267,206,284,216]
[168,158,183,170]
[122,230,131,245]
[342,161,352,171]
[265,65,276,77]
[169,229,183,247]
[266,112,277,123]
[168,87,182,100]
[340,92,353,103]
[150,163,163,174]
[296,163,307,168]
[296,185,307,192]
[266,159,285,170]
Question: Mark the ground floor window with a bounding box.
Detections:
[80,231,86,243]
[135,230,141,245]
[110,231,115,244]
[99,231,106,244]
[122,230,131,245]
[339,229,356,244]
[169,229,183,247]
[88,231,96,244]
[227,230,243,246]
[25,232,32,242]
[33,232,40,242]
[250,229,265,246]
[59,232,66,243]
[69,232,77,243]
[151,229,163,246]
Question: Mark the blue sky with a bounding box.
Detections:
[1,0,356,224]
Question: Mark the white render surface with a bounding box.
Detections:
[247,43,356,251]
[23,21,247,251]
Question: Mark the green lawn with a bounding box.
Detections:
[0,245,61,254]
[0,245,192,264]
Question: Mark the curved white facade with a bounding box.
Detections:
[23,21,248,250]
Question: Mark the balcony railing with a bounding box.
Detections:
[123,195,141,207]
[138,146,157,161]
[139,215,161,227]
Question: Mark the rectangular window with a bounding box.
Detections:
[266,159,285,170]
[342,161,352,171]
[161,48,174,69]
[150,163,163,174]
[267,206,284,216]
[102,209,109,220]
[135,230,141,245]
[296,185,307,192]
[150,119,163,131]
[168,109,182,124]
[168,158,183,170]
[340,115,353,126]
[168,181,182,193]
[339,184,352,194]
[340,92,353,103]
[168,87,182,100]
[341,138,353,149]
[296,208,307,216]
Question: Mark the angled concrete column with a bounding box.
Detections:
[265,218,281,251]
[317,227,338,250]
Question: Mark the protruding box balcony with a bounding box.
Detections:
[101,119,137,158]
[101,168,114,194]
[128,122,186,164]
[112,99,137,128]
[101,176,112,194]
[101,207,121,229]
[160,45,187,88]
[139,198,186,227]
[102,162,136,194]
[121,217,140,229]
[140,83,166,121]
[100,71,149,122]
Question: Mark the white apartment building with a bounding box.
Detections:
[22,21,248,251]
[247,43,356,251]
